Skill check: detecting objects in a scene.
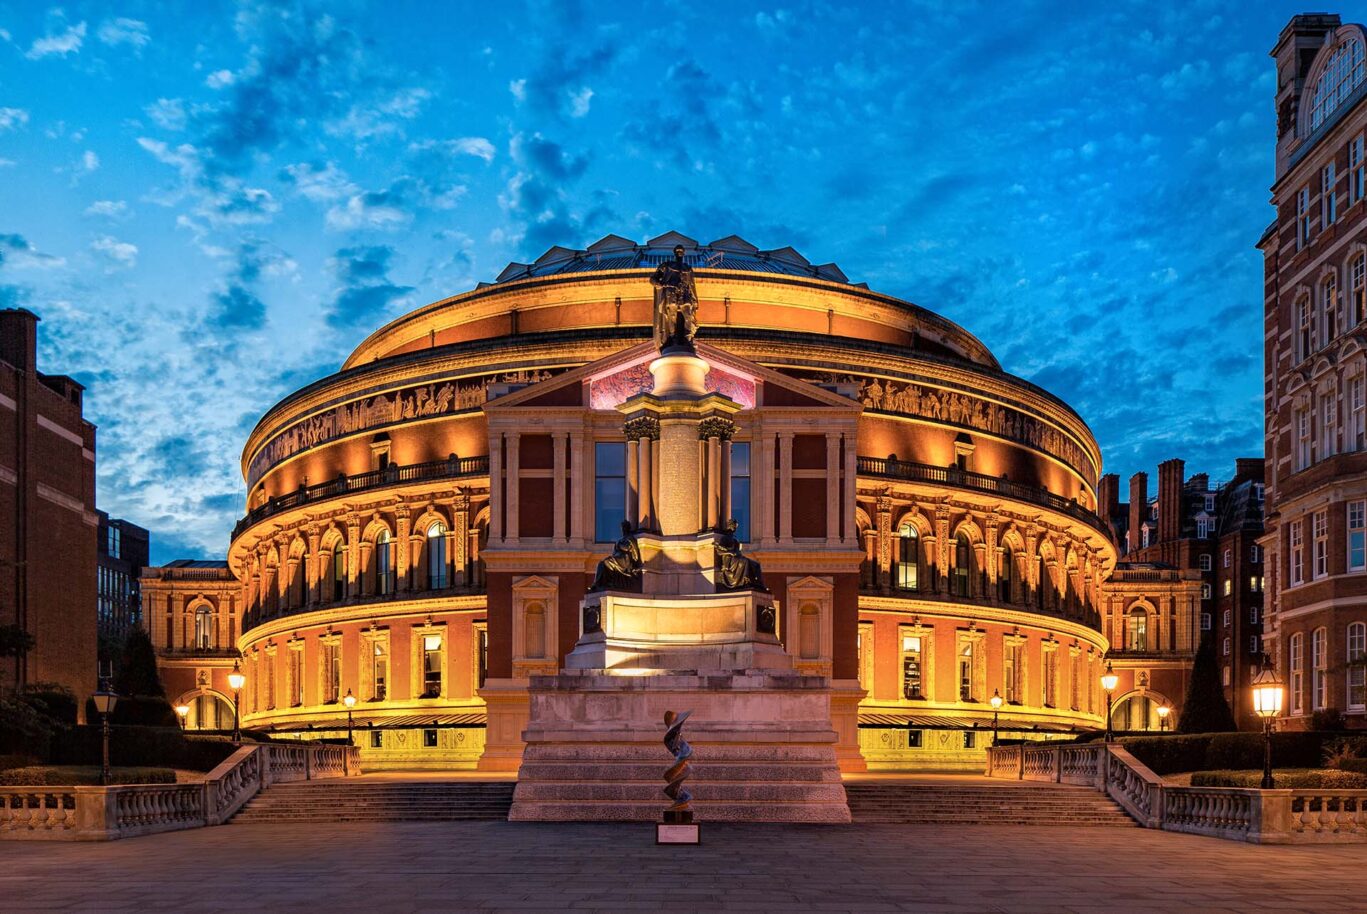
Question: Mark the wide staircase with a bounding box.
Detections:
[231,779,516,824]
[845,780,1137,827]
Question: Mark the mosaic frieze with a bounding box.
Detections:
[792,371,1095,483]
[588,361,756,411]
[247,368,563,487]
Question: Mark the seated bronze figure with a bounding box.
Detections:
[588,520,643,592]
[714,518,767,592]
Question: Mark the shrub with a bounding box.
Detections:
[83,695,178,728]
[1323,735,1367,766]
[113,628,166,698]
[0,765,176,786]
[0,694,53,759]
[0,753,40,771]
[1122,735,1213,775]
[50,726,236,772]
[1122,732,1330,774]
[1310,708,1347,731]
[1339,758,1367,775]
[22,683,78,727]
[1190,768,1367,789]
[1177,636,1238,733]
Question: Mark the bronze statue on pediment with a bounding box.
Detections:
[650,244,698,350]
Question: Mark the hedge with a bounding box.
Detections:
[1338,758,1367,775]
[83,695,179,728]
[1122,732,1332,775]
[0,765,177,786]
[51,727,237,772]
[1190,769,1367,789]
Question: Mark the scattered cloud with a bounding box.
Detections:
[205,69,235,89]
[0,108,28,131]
[81,150,100,172]
[96,18,149,49]
[84,200,130,219]
[26,18,86,59]
[90,234,138,268]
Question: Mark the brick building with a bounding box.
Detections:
[96,511,149,642]
[0,309,98,711]
[140,560,240,730]
[1260,14,1367,731]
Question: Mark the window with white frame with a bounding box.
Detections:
[1251,575,1264,592]
[1310,37,1367,130]
[1348,622,1366,710]
[1325,272,1341,344]
[1224,578,1233,597]
[1312,626,1328,710]
[1251,635,1261,655]
[1354,254,1367,324]
[1223,609,1232,627]
[1201,612,1212,631]
[1223,549,1232,568]
[1324,162,1338,225]
[1320,389,1338,459]
[1201,583,1212,600]
[1223,665,1231,687]
[1350,374,1366,451]
[1299,186,1313,250]
[1223,637,1231,656]
[1250,606,1261,625]
[1350,500,1366,572]
[1196,517,1211,539]
[1290,632,1305,714]
[1204,495,1216,513]
[1296,404,1312,469]
[1353,136,1367,204]
[1199,554,1212,571]
[1290,519,1305,586]
[1251,544,1261,563]
[1297,295,1314,363]
[1314,510,1329,579]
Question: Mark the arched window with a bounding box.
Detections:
[952,532,971,597]
[1347,622,1366,710]
[1310,37,1366,130]
[998,546,1014,603]
[1321,272,1339,346]
[331,541,346,602]
[375,530,393,596]
[1351,254,1366,326]
[427,522,448,590]
[1312,627,1328,711]
[1297,294,1313,363]
[1290,632,1305,715]
[895,524,918,591]
[194,606,213,650]
[1127,607,1149,652]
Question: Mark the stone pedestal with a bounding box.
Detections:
[509,671,850,823]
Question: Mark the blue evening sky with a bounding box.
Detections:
[0,1,1322,563]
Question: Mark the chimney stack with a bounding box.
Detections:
[0,308,39,373]
[1128,472,1148,554]
[1158,458,1185,544]
[1272,14,1341,179]
[1235,457,1266,483]
[1099,474,1119,540]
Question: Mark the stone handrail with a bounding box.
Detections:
[985,742,1367,843]
[0,741,360,841]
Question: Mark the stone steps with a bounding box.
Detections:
[231,781,516,824]
[844,784,1136,827]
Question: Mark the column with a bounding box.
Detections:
[707,434,721,530]
[489,432,503,543]
[626,436,640,529]
[779,432,794,542]
[394,507,411,592]
[754,432,773,543]
[825,433,840,543]
[306,526,322,605]
[346,517,361,598]
[935,507,951,596]
[638,435,654,530]
[552,432,567,542]
[876,496,893,590]
[453,499,469,583]
[569,432,585,540]
[506,432,520,541]
[842,435,857,544]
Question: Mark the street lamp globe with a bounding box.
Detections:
[228,661,245,692]
[1252,665,1285,719]
[343,689,357,710]
[91,688,119,717]
[1100,662,1119,694]
[175,703,190,730]
[989,691,1003,711]
[1156,703,1171,732]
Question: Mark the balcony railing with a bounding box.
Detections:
[857,456,1109,537]
[232,456,490,541]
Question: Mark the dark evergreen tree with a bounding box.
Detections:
[1176,635,1238,733]
[114,627,165,698]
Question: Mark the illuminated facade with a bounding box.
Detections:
[149,231,1201,769]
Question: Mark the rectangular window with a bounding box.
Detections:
[730,441,752,541]
[900,634,923,700]
[1291,636,1305,714]
[594,442,627,543]
[1298,297,1314,364]
[289,649,303,706]
[423,728,438,748]
[1352,135,1366,204]
[1199,554,1212,571]
[1004,641,1021,704]
[1298,185,1313,249]
[1069,652,1080,712]
[323,642,340,704]
[1042,648,1057,708]
[1223,579,1232,597]
[421,634,442,698]
[1324,162,1338,225]
[906,729,923,749]
[372,642,388,701]
[1223,665,1231,687]
[1351,375,1366,450]
[1314,511,1329,579]
[370,730,383,749]
[1296,406,1312,469]
[1223,549,1232,568]
[1223,637,1231,656]
[958,641,975,702]
[1250,606,1261,625]
[1350,501,1366,572]
[1201,583,1211,600]
[1196,518,1210,539]
[1201,612,1212,631]
[1250,545,1261,564]
[1320,391,1337,458]
[1250,635,1261,655]
[1290,520,1305,586]
[1223,609,1232,627]
[1313,628,1328,711]
[1348,624,1366,710]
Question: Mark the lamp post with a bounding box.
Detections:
[989,689,1003,747]
[227,660,246,745]
[175,703,190,731]
[90,684,119,787]
[1100,661,1119,743]
[1156,704,1171,733]
[343,689,357,776]
[1251,661,1286,790]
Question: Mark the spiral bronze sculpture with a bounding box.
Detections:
[662,709,694,823]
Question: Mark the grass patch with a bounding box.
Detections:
[1189,768,1367,789]
[0,765,177,786]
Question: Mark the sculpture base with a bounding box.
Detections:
[508,670,851,823]
[656,822,701,845]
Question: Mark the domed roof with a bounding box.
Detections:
[482,231,857,288]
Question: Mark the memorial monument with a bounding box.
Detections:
[508,258,851,823]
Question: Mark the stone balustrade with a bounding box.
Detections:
[986,742,1367,843]
[0,742,360,841]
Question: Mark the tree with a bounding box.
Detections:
[1177,635,1238,733]
[113,627,165,698]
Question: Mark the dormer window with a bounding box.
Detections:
[1310,36,1366,131]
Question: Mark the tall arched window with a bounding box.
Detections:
[194,606,213,650]
[998,546,1014,603]
[1297,294,1313,363]
[1347,621,1366,711]
[1310,37,1366,130]
[331,541,346,602]
[375,530,393,596]
[952,532,971,597]
[1290,632,1305,715]
[427,522,448,590]
[1352,254,1366,326]
[895,524,918,591]
[1312,626,1329,710]
[1127,607,1149,652]
[1321,272,1339,346]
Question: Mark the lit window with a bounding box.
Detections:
[323,641,341,704]
[730,441,752,541]
[194,606,212,650]
[958,641,975,702]
[1348,622,1366,710]
[376,530,393,595]
[372,641,388,701]
[1324,162,1338,225]
[1350,500,1366,571]
[1223,665,1231,687]
[900,634,923,700]
[1290,632,1305,714]
[427,523,448,590]
[1290,519,1305,586]
[422,633,443,698]
[1312,627,1329,711]
[1313,510,1329,579]
[896,524,919,591]
[1128,608,1148,652]
[1309,38,1366,130]
[594,442,627,543]
[1223,579,1232,597]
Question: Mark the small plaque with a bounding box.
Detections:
[656,823,701,845]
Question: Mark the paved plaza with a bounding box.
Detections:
[1,820,1361,913]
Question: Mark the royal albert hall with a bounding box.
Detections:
[216,232,1126,772]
